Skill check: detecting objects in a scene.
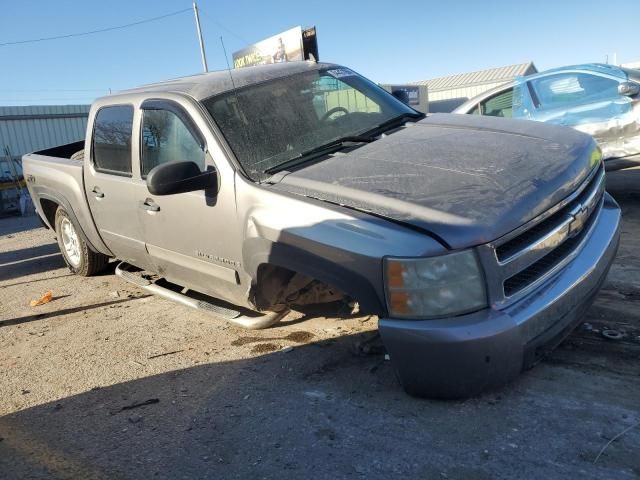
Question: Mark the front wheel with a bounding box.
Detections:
[55,207,108,276]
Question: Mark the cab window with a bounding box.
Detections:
[141,107,206,177]
[92,105,134,175]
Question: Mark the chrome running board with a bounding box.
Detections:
[115,262,289,329]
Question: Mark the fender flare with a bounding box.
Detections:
[243,237,385,315]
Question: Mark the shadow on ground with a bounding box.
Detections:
[0,242,64,282]
[0,215,43,236]
[1,325,638,480]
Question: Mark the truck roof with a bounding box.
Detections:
[114,61,339,102]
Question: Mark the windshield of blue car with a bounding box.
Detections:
[202,68,420,181]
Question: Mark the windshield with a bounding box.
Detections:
[202,67,418,181]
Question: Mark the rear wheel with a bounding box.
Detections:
[55,207,108,276]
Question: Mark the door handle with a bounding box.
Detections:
[141,198,160,212]
[91,186,104,198]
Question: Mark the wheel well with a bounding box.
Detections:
[40,198,59,229]
[252,264,347,311]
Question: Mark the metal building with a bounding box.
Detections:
[0,104,89,215]
[412,62,537,113]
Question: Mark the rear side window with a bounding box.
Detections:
[92,105,134,175]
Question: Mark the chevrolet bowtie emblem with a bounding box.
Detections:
[568,205,588,238]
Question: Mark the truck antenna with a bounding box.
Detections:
[220,36,239,91]
[219,36,251,153]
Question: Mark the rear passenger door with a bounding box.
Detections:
[83,104,149,267]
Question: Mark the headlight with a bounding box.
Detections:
[384,250,487,319]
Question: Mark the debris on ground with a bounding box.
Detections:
[29,290,53,307]
[114,398,159,414]
[353,333,386,356]
[602,329,624,340]
[593,420,640,463]
[109,290,120,298]
[147,350,184,360]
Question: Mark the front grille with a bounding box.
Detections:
[497,164,604,263]
[503,195,601,296]
[488,163,605,301]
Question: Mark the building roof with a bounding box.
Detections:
[116,61,338,101]
[412,62,537,92]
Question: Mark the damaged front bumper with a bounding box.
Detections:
[379,193,621,399]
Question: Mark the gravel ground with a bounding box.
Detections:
[1,169,639,480]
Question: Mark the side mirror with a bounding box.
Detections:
[618,81,640,97]
[146,161,217,196]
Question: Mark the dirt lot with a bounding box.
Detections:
[1,170,639,480]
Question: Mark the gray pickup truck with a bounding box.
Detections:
[23,62,621,398]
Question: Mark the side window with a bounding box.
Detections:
[93,105,133,175]
[480,89,514,118]
[530,73,620,109]
[141,108,206,177]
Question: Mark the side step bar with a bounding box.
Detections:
[115,262,289,329]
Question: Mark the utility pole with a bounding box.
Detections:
[192,2,208,72]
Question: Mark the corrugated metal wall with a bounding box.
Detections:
[0,104,89,158]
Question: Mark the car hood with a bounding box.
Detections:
[271,113,598,250]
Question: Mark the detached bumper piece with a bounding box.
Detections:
[379,194,621,399]
[115,262,289,329]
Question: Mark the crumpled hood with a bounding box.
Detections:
[272,113,598,249]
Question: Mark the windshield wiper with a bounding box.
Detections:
[265,135,373,175]
[359,112,425,138]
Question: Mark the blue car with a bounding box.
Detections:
[454,64,640,170]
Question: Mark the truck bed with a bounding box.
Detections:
[33,140,84,162]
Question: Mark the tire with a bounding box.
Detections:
[70,149,84,162]
[55,207,108,276]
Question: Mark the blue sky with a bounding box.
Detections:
[1,0,637,105]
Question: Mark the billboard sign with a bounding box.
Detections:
[233,26,318,69]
